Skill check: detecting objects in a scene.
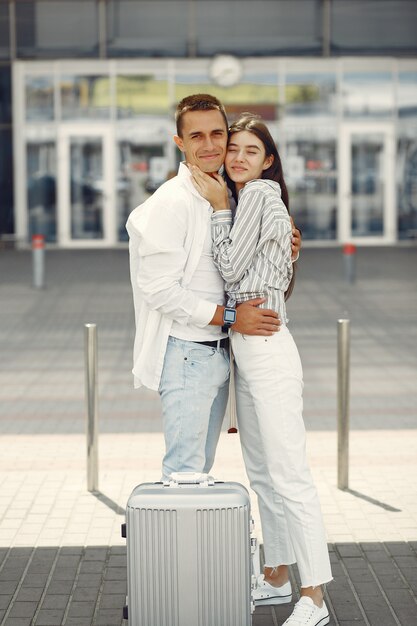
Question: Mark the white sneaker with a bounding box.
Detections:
[283,596,329,626]
[253,575,292,605]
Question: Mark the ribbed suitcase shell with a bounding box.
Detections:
[125,477,252,626]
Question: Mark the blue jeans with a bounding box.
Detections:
[158,336,230,479]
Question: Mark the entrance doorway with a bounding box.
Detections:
[339,123,396,243]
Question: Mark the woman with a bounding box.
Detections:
[190,113,332,626]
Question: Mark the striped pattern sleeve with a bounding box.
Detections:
[211,189,266,283]
[211,184,291,284]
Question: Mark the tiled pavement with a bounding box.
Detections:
[0,246,417,625]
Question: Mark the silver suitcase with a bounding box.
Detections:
[122,472,255,626]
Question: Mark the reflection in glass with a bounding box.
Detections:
[70,137,104,240]
[116,139,165,241]
[284,134,337,240]
[350,133,384,237]
[27,141,57,243]
[61,76,110,120]
[342,72,394,118]
[285,74,337,116]
[25,76,54,121]
[116,75,169,118]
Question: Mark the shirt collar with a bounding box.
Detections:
[177,161,210,204]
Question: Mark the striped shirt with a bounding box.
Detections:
[211,179,293,325]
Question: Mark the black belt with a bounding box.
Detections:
[192,337,229,349]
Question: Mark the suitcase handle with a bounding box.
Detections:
[167,472,215,486]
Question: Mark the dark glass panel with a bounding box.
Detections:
[0,129,14,236]
[106,0,188,57]
[196,0,322,56]
[0,2,10,60]
[331,0,417,55]
[0,64,12,124]
[16,1,99,59]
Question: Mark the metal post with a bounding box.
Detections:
[337,319,350,490]
[85,324,99,492]
[32,234,45,288]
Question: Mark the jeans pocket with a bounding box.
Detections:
[187,347,216,365]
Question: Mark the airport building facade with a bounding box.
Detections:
[1,0,417,247]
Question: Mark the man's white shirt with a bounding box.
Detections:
[126,163,226,391]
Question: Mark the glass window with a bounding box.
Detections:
[0,65,12,124]
[60,76,110,120]
[196,0,322,56]
[116,134,166,241]
[331,0,417,55]
[116,75,170,118]
[342,72,394,118]
[25,75,54,121]
[27,141,57,243]
[350,132,385,237]
[397,128,417,240]
[106,1,188,57]
[285,73,337,117]
[0,3,10,59]
[0,129,14,235]
[284,128,337,240]
[175,71,280,122]
[16,1,99,58]
[397,72,417,239]
[69,137,104,240]
[398,72,417,119]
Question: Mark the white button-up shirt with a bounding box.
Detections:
[126,163,220,390]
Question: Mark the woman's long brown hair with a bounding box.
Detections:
[224,113,296,300]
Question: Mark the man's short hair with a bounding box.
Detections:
[175,94,228,137]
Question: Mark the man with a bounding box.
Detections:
[126,94,301,480]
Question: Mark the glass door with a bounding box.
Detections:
[58,126,115,246]
[339,124,395,243]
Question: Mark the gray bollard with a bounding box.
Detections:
[337,319,350,490]
[85,323,99,492]
[343,243,356,284]
[32,234,45,288]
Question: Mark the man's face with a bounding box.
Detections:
[174,109,228,173]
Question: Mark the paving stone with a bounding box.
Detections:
[40,594,69,610]
[95,608,124,625]
[66,600,96,617]
[34,609,65,625]
[9,601,39,618]
[72,586,100,602]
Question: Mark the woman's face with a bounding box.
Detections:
[225,130,273,190]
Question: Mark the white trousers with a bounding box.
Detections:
[231,327,332,588]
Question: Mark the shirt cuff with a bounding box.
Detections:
[211,209,232,224]
[192,299,218,328]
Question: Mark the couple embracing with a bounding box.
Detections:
[126,94,332,626]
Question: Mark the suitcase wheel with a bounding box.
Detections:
[121,523,127,538]
[123,605,128,620]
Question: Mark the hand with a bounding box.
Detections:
[189,165,230,211]
[233,298,281,336]
[290,216,302,261]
